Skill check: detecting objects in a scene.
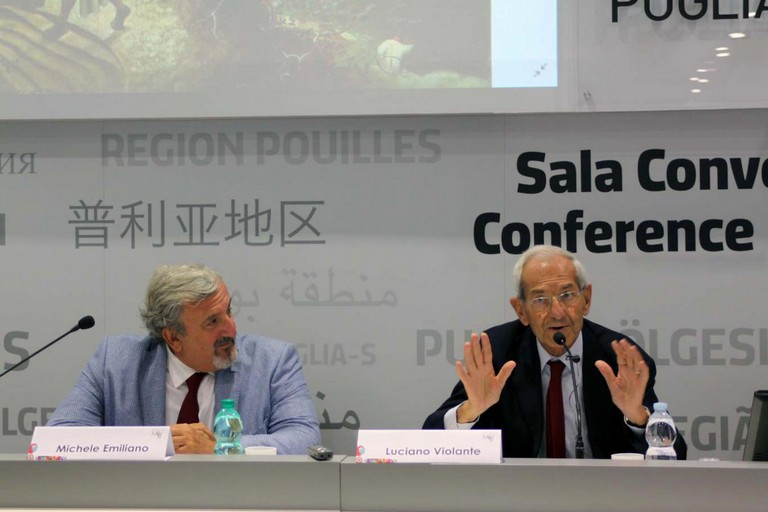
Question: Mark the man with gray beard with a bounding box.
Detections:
[48,264,320,454]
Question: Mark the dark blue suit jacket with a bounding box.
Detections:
[423,319,687,459]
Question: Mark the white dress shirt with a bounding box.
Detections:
[534,334,591,458]
[165,345,215,429]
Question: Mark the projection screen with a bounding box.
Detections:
[0,0,566,120]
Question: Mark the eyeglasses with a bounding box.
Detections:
[525,290,583,312]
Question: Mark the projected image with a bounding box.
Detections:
[0,0,555,94]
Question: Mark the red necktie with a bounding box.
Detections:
[546,360,566,458]
[177,372,206,424]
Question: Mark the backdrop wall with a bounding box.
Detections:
[1,109,766,460]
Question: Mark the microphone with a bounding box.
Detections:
[554,332,585,459]
[0,315,95,379]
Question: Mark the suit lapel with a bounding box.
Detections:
[213,363,238,414]
[511,329,544,456]
[139,341,168,425]
[581,323,612,457]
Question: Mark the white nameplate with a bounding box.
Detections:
[356,429,501,464]
[28,426,174,461]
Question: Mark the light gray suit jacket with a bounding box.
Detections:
[48,334,321,454]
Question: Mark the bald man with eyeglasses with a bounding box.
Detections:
[423,244,687,459]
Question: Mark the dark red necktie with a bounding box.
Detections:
[177,372,206,424]
[546,360,566,458]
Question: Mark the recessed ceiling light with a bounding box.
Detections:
[716,52,731,57]
[729,32,747,39]
[698,79,709,83]
[696,68,708,73]
[691,89,702,94]
[690,77,700,81]
[716,47,729,51]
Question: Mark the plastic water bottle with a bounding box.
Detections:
[213,398,245,455]
[645,402,677,460]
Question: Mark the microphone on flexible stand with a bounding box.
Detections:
[554,331,585,459]
[0,316,95,380]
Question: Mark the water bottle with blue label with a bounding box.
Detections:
[213,398,245,455]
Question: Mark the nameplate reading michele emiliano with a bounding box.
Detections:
[28,426,173,460]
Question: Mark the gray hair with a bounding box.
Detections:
[139,264,222,339]
[513,245,588,299]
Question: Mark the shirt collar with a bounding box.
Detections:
[165,344,209,389]
[536,331,584,374]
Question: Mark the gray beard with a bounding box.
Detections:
[212,336,237,370]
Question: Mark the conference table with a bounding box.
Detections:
[0,454,766,511]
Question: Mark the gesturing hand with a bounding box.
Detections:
[595,339,650,426]
[455,332,516,423]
